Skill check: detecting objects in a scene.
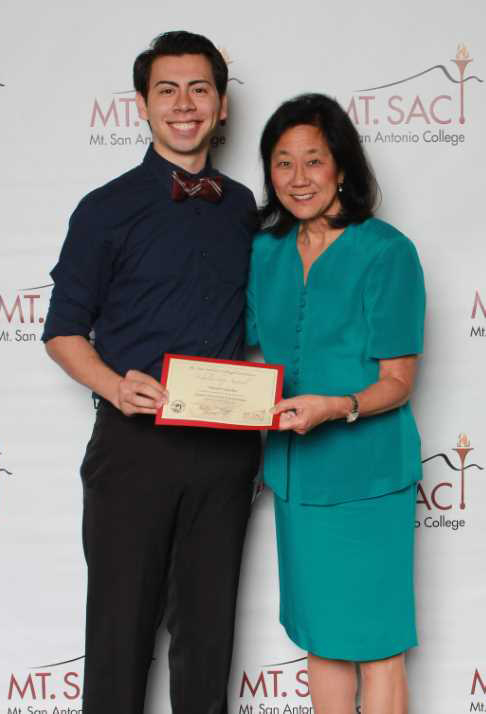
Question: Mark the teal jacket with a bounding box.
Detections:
[246,218,426,505]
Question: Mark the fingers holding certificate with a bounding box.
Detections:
[155,354,284,429]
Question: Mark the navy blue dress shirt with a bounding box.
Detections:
[43,144,257,380]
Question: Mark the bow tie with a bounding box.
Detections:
[171,170,223,203]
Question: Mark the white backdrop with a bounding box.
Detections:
[1,1,485,713]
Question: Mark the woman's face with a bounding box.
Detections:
[270,124,343,222]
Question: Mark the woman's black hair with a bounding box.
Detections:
[259,93,379,235]
[133,31,228,101]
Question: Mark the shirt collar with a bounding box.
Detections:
[143,143,216,189]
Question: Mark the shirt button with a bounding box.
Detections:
[201,251,208,258]
[203,295,209,301]
[296,325,303,332]
[203,339,209,345]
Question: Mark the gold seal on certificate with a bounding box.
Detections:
[155,354,284,430]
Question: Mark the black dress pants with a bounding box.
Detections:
[80,401,260,714]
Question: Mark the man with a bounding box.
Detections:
[43,31,260,714]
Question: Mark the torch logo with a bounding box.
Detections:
[453,44,474,124]
[348,43,483,130]
[453,433,475,509]
[422,433,483,510]
[218,47,244,85]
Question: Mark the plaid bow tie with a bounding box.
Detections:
[171,170,223,203]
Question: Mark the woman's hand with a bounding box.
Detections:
[271,357,418,435]
[273,395,347,435]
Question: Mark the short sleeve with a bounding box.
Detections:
[364,237,425,359]
[42,199,111,342]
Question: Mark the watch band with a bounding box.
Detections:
[344,393,359,423]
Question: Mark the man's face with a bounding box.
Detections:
[136,53,227,169]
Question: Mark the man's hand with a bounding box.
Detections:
[117,369,169,416]
[273,395,346,435]
[44,336,169,417]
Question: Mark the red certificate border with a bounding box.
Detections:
[155,353,284,430]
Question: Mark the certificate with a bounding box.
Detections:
[155,354,284,430]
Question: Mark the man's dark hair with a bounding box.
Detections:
[259,93,379,235]
[133,31,228,101]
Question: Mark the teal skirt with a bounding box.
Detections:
[274,482,417,662]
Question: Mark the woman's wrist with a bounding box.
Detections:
[325,396,353,421]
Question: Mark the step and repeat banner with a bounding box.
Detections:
[1,1,485,713]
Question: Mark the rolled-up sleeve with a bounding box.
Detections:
[364,236,426,359]
[42,199,109,342]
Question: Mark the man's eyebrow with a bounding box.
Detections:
[153,79,212,88]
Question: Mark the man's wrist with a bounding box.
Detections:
[105,375,124,410]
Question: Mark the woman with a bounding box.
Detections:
[247,94,425,714]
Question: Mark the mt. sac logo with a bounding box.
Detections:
[239,657,363,712]
[8,655,82,705]
[416,434,484,531]
[470,289,486,338]
[0,282,52,344]
[343,44,483,146]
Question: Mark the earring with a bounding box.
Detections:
[220,119,226,127]
[337,182,343,194]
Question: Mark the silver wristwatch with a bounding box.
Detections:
[345,394,359,423]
